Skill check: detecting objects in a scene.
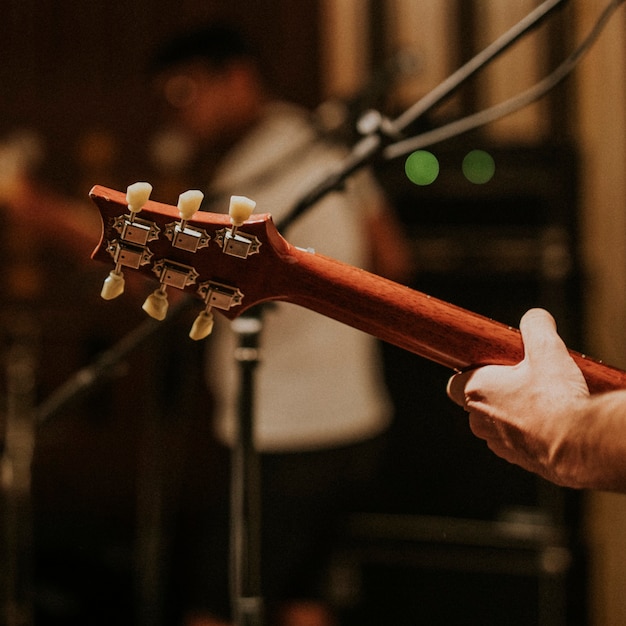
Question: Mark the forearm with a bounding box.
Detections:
[574,390,626,492]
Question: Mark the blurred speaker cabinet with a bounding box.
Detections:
[331,511,573,626]
[375,141,581,519]
[341,142,586,626]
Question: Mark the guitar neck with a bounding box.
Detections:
[87,184,626,394]
[278,246,626,394]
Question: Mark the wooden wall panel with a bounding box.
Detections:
[474,0,550,142]
[319,0,371,99]
[383,0,458,112]
[575,4,626,626]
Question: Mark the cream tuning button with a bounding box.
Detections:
[228,195,256,230]
[101,270,125,300]
[126,181,153,216]
[177,189,204,222]
[189,310,214,341]
[142,288,169,321]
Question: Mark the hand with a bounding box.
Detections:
[447,308,591,488]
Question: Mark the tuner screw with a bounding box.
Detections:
[101,269,125,300]
[142,288,169,320]
[189,310,215,341]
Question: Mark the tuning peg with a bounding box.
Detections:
[142,287,169,320]
[189,310,214,341]
[178,189,204,222]
[143,258,198,321]
[164,189,210,253]
[101,269,125,300]
[126,181,153,217]
[189,281,243,340]
[100,182,153,305]
[215,196,260,258]
[228,195,256,233]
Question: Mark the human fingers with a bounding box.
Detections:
[446,369,474,406]
[467,410,498,438]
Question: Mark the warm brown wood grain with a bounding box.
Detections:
[90,184,626,394]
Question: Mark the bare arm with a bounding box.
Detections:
[447,308,626,492]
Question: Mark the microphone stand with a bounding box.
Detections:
[280,0,569,231]
[229,315,264,626]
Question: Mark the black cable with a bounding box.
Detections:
[279,0,572,228]
[36,297,195,424]
[390,0,570,134]
[385,0,626,160]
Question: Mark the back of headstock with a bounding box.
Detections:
[90,183,292,339]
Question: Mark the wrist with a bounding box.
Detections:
[564,391,626,491]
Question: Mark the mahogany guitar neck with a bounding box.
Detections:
[279,246,626,394]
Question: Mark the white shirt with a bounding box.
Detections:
[205,102,392,452]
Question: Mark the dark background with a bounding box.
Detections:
[0,2,586,625]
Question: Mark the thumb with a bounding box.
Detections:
[445,311,548,407]
[519,308,589,394]
[518,308,567,365]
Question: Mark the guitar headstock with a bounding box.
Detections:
[90,183,293,339]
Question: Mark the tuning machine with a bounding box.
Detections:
[141,189,211,320]
[101,182,154,300]
[189,281,244,340]
[214,195,260,258]
[142,259,200,320]
[164,189,210,252]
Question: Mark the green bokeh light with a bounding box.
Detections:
[462,150,495,184]
[405,150,440,186]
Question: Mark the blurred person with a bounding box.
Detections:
[0,130,101,258]
[0,133,155,625]
[148,23,414,626]
[447,308,626,493]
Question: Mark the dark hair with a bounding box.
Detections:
[150,23,257,75]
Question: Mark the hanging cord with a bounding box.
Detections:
[390,0,569,134]
[385,0,626,160]
[280,0,609,230]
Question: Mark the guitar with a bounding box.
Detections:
[89,183,626,394]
